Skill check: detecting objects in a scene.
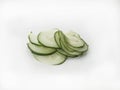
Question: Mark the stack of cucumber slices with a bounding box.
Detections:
[27,29,88,65]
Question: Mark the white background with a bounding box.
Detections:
[0,0,120,90]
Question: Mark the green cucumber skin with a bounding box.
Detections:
[70,38,88,53]
[54,31,61,48]
[57,49,72,57]
[33,52,67,65]
[28,32,41,46]
[59,31,76,52]
[67,43,87,53]
[59,31,88,53]
[59,31,82,54]
[58,31,82,57]
[81,43,89,53]
[59,38,82,56]
[27,43,57,55]
[37,32,60,49]
[57,50,79,57]
[53,56,67,65]
[62,31,85,49]
[53,52,67,65]
[66,34,85,48]
[37,32,49,46]
[57,48,87,58]
[56,31,74,57]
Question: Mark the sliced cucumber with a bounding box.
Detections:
[28,32,41,46]
[27,29,88,65]
[59,31,82,56]
[37,29,59,48]
[33,52,67,65]
[54,31,61,47]
[59,31,75,52]
[57,49,79,57]
[67,40,88,53]
[65,31,84,48]
[78,43,88,52]
[59,31,88,53]
[60,40,82,56]
[57,49,71,57]
[27,43,56,55]
[66,31,80,38]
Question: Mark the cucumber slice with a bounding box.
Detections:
[27,43,56,55]
[57,49,71,57]
[33,52,67,65]
[60,40,82,56]
[59,31,82,56]
[28,32,41,46]
[59,31,88,53]
[57,49,79,57]
[59,31,75,52]
[54,31,61,47]
[37,30,59,48]
[65,31,84,48]
[78,43,88,52]
[67,40,88,53]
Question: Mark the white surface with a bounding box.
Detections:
[0,0,120,90]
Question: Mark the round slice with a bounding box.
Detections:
[65,31,84,48]
[37,29,59,48]
[28,32,41,46]
[59,31,88,53]
[54,31,61,47]
[33,52,67,65]
[66,40,88,53]
[27,43,56,55]
[57,49,71,57]
[57,49,79,57]
[78,43,88,52]
[58,31,82,56]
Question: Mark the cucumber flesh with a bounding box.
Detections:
[60,40,82,56]
[57,49,79,57]
[59,31,82,56]
[38,29,59,48]
[59,31,88,53]
[54,31,61,48]
[33,52,67,65]
[67,40,88,53]
[78,43,88,52]
[59,31,75,52]
[57,49,71,57]
[28,32,41,46]
[65,31,84,48]
[27,43,56,55]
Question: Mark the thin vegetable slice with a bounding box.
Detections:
[28,32,41,46]
[54,31,61,47]
[59,31,82,56]
[27,43,56,55]
[59,31,88,53]
[37,29,59,48]
[65,31,84,48]
[33,52,67,65]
